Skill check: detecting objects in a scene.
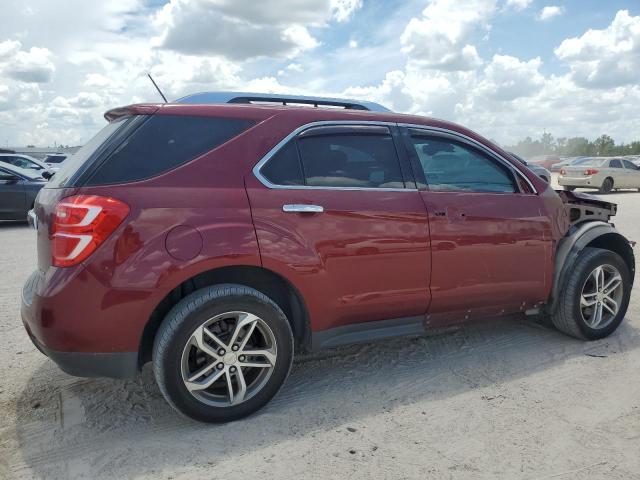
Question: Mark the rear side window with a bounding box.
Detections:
[609,159,623,168]
[297,134,404,188]
[409,136,516,193]
[261,141,303,185]
[87,115,255,185]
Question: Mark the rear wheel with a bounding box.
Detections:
[551,247,631,340]
[599,177,614,194]
[153,284,294,422]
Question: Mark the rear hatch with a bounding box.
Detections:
[34,111,153,271]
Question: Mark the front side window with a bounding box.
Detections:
[408,136,517,193]
[623,160,637,170]
[296,134,404,188]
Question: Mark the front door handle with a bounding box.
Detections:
[282,204,324,213]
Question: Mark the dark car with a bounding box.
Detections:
[21,93,635,423]
[0,161,47,221]
[44,153,67,168]
[509,152,551,182]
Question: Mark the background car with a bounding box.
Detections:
[44,153,67,168]
[0,153,53,173]
[510,152,551,182]
[558,157,640,193]
[0,161,47,221]
[551,156,586,172]
[529,154,562,170]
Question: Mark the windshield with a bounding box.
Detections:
[572,158,607,167]
[47,116,132,188]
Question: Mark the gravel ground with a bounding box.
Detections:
[1,179,640,479]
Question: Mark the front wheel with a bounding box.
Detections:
[551,247,631,340]
[153,284,294,422]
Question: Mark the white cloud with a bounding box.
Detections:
[538,5,564,21]
[400,0,496,71]
[330,0,363,22]
[479,54,545,100]
[504,0,533,11]
[555,10,640,88]
[0,40,55,83]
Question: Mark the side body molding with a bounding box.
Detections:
[549,221,635,312]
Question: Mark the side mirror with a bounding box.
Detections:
[41,171,54,180]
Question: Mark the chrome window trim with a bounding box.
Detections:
[252,120,415,192]
[252,120,537,194]
[398,123,538,195]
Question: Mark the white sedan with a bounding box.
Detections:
[558,157,640,193]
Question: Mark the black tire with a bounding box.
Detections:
[551,247,631,340]
[599,177,614,194]
[153,284,294,422]
[564,186,576,192]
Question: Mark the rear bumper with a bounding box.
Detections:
[558,176,598,187]
[25,328,138,378]
[21,268,142,378]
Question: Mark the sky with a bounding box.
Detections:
[0,0,639,147]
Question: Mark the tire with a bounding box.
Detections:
[153,284,294,422]
[551,247,631,340]
[599,177,614,194]
[564,186,575,192]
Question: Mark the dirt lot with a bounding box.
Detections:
[1,181,640,479]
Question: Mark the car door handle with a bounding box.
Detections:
[282,204,324,213]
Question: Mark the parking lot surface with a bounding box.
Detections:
[1,180,640,479]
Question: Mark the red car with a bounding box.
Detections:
[21,93,634,422]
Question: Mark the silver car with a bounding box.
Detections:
[558,157,640,193]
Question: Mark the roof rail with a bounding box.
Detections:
[174,91,391,112]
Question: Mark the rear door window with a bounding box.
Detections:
[87,115,255,185]
[261,141,304,186]
[610,159,623,168]
[296,133,405,188]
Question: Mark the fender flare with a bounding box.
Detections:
[548,221,635,313]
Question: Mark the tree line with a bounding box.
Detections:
[504,133,640,158]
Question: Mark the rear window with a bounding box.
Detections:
[572,158,606,167]
[47,116,132,188]
[86,115,255,185]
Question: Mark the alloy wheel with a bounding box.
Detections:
[580,264,623,329]
[180,311,277,407]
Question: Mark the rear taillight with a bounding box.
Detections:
[51,195,129,267]
[560,169,566,175]
[584,169,599,176]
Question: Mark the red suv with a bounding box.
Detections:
[21,93,635,422]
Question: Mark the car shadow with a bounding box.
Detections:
[12,316,640,479]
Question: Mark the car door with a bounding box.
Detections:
[245,123,431,333]
[622,159,640,188]
[401,127,552,326]
[0,167,26,220]
[608,159,626,188]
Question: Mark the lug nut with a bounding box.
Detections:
[232,344,239,351]
[230,366,237,373]
[217,363,224,370]
[218,349,225,356]
[239,355,245,362]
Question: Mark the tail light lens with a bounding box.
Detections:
[51,195,129,267]
[584,169,599,176]
[560,169,566,175]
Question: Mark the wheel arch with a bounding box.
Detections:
[548,221,635,313]
[138,265,311,367]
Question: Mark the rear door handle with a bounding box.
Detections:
[282,204,324,213]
